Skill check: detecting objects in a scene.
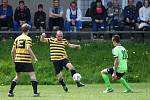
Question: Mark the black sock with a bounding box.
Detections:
[31,80,38,94]
[59,79,66,86]
[70,69,77,76]
[9,80,17,93]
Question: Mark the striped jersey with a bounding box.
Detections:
[45,37,69,60]
[13,34,32,63]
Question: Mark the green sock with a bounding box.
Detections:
[101,73,112,89]
[119,77,131,90]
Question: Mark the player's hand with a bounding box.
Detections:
[112,73,116,80]
[76,45,81,49]
[41,33,46,38]
[33,58,38,64]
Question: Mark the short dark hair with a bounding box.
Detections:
[38,4,43,9]
[112,35,120,43]
[19,0,24,5]
[96,0,102,4]
[21,24,30,33]
[70,1,77,6]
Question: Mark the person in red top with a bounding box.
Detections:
[91,0,107,32]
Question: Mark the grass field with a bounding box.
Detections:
[0,83,150,100]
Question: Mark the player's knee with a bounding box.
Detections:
[101,68,107,74]
[14,77,19,81]
[101,70,105,74]
[57,77,63,81]
[15,76,20,81]
[28,72,36,80]
[30,75,36,80]
[57,74,63,81]
[66,63,74,70]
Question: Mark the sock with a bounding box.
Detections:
[70,69,77,77]
[9,80,17,93]
[59,79,66,86]
[118,77,131,90]
[101,73,112,89]
[31,80,38,94]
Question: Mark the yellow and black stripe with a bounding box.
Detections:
[13,34,32,63]
[46,38,69,60]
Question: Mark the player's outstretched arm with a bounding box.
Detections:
[69,44,81,49]
[27,45,38,63]
[40,33,47,42]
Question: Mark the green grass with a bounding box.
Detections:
[0,40,150,84]
[0,83,150,100]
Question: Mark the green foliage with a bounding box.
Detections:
[0,40,150,85]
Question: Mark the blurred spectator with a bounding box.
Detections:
[34,4,46,30]
[138,0,150,30]
[0,0,13,41]
[14,0,32,33]
[91,0,107,31]
[136,1,143,27]
[123,0,138,30]
[49,0,64,31]
[65,1,82,32]
[106,1,122,31]
[0,0,13,29]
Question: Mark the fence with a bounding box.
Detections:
[0,31,150,41]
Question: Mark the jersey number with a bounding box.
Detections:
[121,50,127,59]
[16,39,26,48]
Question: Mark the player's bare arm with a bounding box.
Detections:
[69,44,81,49]
[27,45,38,63]
[11,47,16,63]
[112,57,119,80]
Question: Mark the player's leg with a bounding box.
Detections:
[28,72,40,96]
[57,72,68,92]
[118,77,132,93]
[53,60,68,92]
[8,72,20,97]
[116,73,132,93]
[101,68,113,93]
[65,62,85,87]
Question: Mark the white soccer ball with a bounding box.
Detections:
[73,73,81,81]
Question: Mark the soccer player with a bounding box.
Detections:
[8,23,39,97]
[101,35,132,93]
[40,31,85,92]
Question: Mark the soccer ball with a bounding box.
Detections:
[73,73,81,82]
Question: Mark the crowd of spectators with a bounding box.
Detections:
[0,0,150,40]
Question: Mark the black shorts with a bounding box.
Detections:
[107,67,125,79]
[52,59,70,74]
[15,62,34,72]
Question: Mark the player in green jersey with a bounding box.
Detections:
[101,35,132,93]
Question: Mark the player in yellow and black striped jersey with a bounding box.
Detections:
[40,30,85,92]
[8,23,39,97]
[13,32,32,63]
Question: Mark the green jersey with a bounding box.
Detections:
[112,45,128,73]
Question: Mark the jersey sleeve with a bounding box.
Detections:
[45,38,53,43]
[26,38,32,47]
[64,39,69,46]
[112,48,118,58]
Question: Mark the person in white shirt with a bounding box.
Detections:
[138,0,150,30]
[65,1,82,31]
